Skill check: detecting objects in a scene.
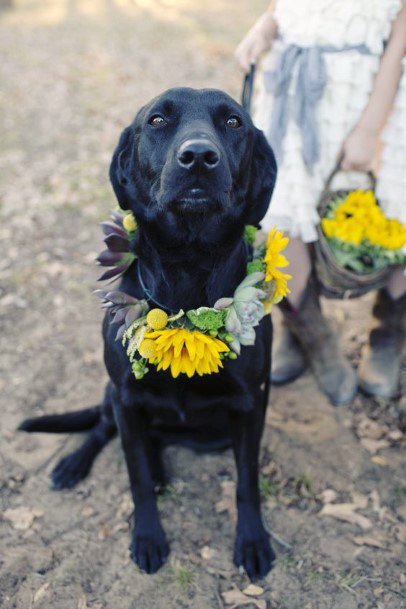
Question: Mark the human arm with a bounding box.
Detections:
[341,1,406,171]
[234,1,278,73]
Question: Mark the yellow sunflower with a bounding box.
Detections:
[139,328,229,378]
[264,227,291,300]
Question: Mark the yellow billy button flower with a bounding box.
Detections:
[141,328,229,378]
[146,308,169,330]
[264,227,292,302]
[138,338,157,359]
[123,213,137,233]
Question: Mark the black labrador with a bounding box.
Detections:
[20,87,277,581]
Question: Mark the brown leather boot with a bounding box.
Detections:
[359,289,406,399]
[271,321,307,385]
[280,278,357,406]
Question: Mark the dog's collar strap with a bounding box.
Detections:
[95,211,291,380]
[137,262,175,313]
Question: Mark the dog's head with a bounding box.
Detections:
[110,88,276,236]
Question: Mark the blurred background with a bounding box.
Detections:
[0,2,405,609]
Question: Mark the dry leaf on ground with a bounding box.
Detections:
[242,584,264,596]
[200,545,212,560]
[352,534,386,549]
[360,438,390,454]
[222,587,266,609]
[3,506,44,530]
[319,489,338,504]
[215,480,237,524]
[33,582,51,604]
[319,503,372,530]
[356,417,388,440]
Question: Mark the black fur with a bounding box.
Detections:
[20,88,277,580]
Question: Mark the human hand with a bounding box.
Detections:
[235,12,276,73]
[341,126,379,172]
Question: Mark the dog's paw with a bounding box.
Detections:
[130,529,170,574]
[50,450,93,490]
[234,530,275,581]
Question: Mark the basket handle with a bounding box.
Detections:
[241,64,256,115]
[321,154,376,202]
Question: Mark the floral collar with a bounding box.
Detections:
[95,211,291,379]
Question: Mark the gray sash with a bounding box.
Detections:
[264,43,370,169]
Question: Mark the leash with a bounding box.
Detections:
[241,64,256,114]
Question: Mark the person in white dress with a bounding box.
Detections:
[235,0,406,403]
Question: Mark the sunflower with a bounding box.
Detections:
[264,227,291,300]
[140,328,230,378]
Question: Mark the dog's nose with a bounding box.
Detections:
[177,139,220,171]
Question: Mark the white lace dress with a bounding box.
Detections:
[254,0,403,242]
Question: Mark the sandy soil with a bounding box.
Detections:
[0,2,405,608]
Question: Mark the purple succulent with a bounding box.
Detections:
[96,211,137,282]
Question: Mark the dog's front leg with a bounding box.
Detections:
[114,392,169,574]
[229,401,275,580]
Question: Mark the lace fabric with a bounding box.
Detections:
[255,0,404,241]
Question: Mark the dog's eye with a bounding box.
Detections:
[226,116,241,129]
[148,115,166,127]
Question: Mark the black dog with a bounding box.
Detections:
[20,88,277,580]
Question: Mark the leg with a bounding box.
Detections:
[271,238,308,384]
[229,396,275,581]
[113,389,169,574]
[51,386,116,489]
[359,272,406,398]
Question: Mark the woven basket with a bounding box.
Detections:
[314,162,391,299]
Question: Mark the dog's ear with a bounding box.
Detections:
[245,127,277,226]
[109,126,136,210]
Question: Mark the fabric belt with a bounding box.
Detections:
[264,42,371,169]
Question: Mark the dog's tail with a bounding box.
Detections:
[18,406,101,433]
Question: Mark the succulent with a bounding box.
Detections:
[222,272,266,351]
[244,224,258,245]
[96,211,137,282]
[94,289,148,341]
[186,307,226,331]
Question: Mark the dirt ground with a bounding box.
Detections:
[0,1,405,608]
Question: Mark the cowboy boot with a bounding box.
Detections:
[280,277,357,406]
[271,320,307,385]
[359,289,406,399]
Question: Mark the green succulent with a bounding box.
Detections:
[247,259,265,275]
[186,307,226,331]
[244,224,258,245]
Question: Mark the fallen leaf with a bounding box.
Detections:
[387,429,403,442]
[393,524,406,544]
[33,582,50,604]
[319,503,372,530]
[360,438,390,454]
[371,455,388,466]
[369,490,381,513]
[81,506,95,518]
[200,545,212,560]
[215,480,236,524]
[320,489,338,504]
[243,584,264,596]
[356,416,388,439]
[116,493,133,519]
[78,596,89,609]
[222,587,266,609]
[352,534,386,549]
[3,506,44,530]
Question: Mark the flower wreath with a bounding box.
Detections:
[95,211,291,379]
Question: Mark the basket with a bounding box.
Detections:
[314,162,391,299]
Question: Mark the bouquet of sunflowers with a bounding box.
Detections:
[321,189,406,274]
